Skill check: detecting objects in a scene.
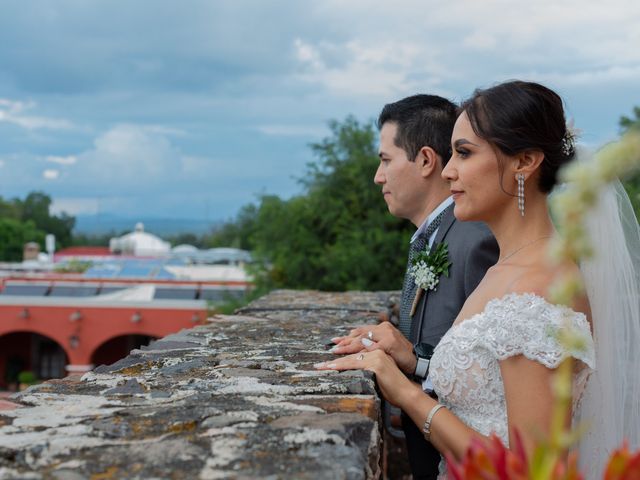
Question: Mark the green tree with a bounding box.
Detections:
[0,196,22,219]
[233,116,413,291]
[19,191,75,247]
[205,204,259,250]
[619,107,640,219]
[0,218,45,261]
[619,106,640,133]
[0,191,75,258]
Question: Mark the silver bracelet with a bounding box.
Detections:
[422,403,446,441]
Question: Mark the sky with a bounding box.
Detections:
[0,0,639,226]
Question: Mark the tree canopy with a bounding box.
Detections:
[0,191,75,261]
[205,116,413,291]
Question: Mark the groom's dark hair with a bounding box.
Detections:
[377,94,457,166]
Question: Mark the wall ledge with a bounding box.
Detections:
[0,290,395,479]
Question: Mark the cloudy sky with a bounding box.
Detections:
[1,0,639,225]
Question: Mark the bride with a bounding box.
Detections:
[315,80,639,478]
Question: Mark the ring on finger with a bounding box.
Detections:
[357,353,365,361]
[367,331,374,341]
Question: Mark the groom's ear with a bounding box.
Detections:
[514,149,545,175]
[417,146,440,178]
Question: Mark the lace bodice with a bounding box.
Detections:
[430,293,595,451]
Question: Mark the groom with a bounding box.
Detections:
[332,94,498,479]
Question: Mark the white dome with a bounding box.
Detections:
[109,223,171,257]
[172,244,199,254]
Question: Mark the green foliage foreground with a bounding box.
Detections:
[619,106,640,218]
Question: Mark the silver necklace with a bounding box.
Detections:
[498,235,551,264]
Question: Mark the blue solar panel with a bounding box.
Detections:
[98,285,129,295]
[154,287,198,300]
[84,264,120,278]
[117,265,155,278]
[49,284,100,297]
[200,288,246,302]
[2,284,50,296]
[154,268,176,279]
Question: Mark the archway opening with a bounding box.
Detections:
[91,334,157,368]
[0,331,69,391]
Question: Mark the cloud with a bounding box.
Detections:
[532,64,640,87]
[50,197,100,216]
[256,124,327,137]
[46,155,77,166]
[292,38,438,98]
[291,0,640,96]
[463,32,498,51]
[42,169,60,180]
[0,0,638,221]
[60,125,252,195]
[72,124,181,189]
[0,98,74,130]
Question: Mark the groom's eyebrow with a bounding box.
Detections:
[453,138,479,148]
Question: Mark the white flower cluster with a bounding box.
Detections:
[410,261,438,291]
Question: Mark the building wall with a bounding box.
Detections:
[0,301,206,375]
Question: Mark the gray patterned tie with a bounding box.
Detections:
[398,209,447,339]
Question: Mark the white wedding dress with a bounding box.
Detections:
[429,292,596,478]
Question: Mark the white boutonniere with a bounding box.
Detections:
[409,242,452,317]
[409,242,452,292]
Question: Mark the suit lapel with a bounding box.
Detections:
[432,203,456,246]
[412,204,456,341]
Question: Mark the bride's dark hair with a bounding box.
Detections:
[460,80,575,193]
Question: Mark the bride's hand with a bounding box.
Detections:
[314,350,420,408]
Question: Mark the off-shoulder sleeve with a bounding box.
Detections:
[477,293,595,370]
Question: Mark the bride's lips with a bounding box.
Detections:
[451,189,464,199]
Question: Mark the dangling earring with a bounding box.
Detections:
[516,173,525,217]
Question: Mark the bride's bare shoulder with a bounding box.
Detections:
[507,262,591,317]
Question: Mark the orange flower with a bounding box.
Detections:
[604,441,640,480]
[446,430,589,480]
[446,432,528,480]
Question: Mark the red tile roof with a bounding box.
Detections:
[56,247,112,256]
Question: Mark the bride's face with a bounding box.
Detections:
[442,112,512,222]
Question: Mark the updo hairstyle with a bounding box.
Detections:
[460,80,576,193]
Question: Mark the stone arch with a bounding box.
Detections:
[90,333,158,369]
[0,330,70,390]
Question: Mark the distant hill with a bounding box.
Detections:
[74,214,216,236]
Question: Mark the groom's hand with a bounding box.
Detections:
[331,323,417,374]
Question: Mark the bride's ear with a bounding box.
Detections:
[514,149,544,176]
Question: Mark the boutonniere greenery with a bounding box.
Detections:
[409,242,452,291]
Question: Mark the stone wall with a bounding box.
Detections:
[0,290,398,479]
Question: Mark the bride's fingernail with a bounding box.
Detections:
[361,338,373,347]
[325,363,337,369]
[330,346,341,353]
[331,337,341,343]
[313,362,325,368]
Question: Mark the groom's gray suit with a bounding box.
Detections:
[409,204,498,345]
[403,203,498,479]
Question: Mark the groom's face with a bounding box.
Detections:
[375,122,428,226]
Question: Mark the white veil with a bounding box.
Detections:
[576,169,640,477]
